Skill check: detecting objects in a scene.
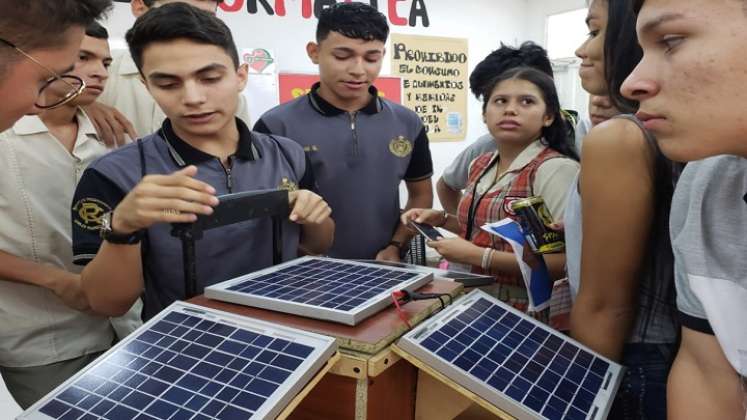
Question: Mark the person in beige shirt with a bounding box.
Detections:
[0,23,141,409]
[87,0,251,145]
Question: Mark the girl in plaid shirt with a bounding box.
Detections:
[403,67,579,321]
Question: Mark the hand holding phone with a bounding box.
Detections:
[409,221,443,241]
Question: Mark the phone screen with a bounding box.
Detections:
[409,221,443,241]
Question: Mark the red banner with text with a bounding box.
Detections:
[278,73,402,104]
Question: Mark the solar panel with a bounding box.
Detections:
[20,302,337,420]
[205,256,433,326]
[397,290,623,420]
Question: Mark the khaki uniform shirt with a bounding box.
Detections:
[0,111,141,367]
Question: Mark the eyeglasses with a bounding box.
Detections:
[0,37,86,109]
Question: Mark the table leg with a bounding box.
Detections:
[355,377,368,420]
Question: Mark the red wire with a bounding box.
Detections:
[391,291,412,329]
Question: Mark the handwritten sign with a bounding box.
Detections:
[391,34,468,142]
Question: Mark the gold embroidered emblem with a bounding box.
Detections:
[279,177,298,192]
[72,198,111,231]
[303,145,320,152]
[389,136,413,158]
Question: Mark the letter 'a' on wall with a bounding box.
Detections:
[391,34,469,142]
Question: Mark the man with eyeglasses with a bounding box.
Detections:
[0,22,142,409]
[0,0,113,133]
[85,0,251,146]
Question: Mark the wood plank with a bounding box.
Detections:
[285,371,357,420]
[284,358,418,420]
[330,351,368,379]
[415,372,473,420]
[366,359,418,420]
[367,348,401,377]
[189,280,463,355]
[277,352,341,420]
[391,344,514,419]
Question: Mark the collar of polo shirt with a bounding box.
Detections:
[308,82,383,117]
[158,117,259,167]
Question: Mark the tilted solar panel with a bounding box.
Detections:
[397,289,623,420]
[205,256,433,325]
[20,302,337,420]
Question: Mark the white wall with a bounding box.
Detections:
[524,0,587,45]
[102,0,535,209]
[525,0,589,132]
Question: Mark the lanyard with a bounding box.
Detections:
[465,154,503,240]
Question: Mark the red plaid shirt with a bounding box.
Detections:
[457,146,565,286]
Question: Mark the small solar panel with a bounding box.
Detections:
[20,302,336,420]
[397,290,623,420]
[205,256,433,325]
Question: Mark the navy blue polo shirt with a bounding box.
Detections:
[254,83,433,259]
[72,118,312,319]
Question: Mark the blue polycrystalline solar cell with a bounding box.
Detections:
[21,303,336,420]
[205,256,434,325]
[398,290,624,420]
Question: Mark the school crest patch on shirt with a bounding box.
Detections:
[278,177,298,192]
[389,136,413,158]
[73,198,111,231]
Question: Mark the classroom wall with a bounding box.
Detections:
[526,0,588,120]
[102,0,541,208]
[524,0,587,46]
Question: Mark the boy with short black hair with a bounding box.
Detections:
[73,3,334,320]
[0,23,140,409]
[254,2,434,261]
[621,0,747,418]
[89,0,252,146]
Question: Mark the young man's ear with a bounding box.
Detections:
[237,63,249,91]
[306,42,320,65]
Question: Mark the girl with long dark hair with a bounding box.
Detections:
[566,0,680,418]
[403,66,578,321]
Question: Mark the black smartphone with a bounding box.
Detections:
[409,221,443,241]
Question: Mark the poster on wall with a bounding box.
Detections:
[278,74,402,104]
[390,34,468,142]
[242,48,279,124]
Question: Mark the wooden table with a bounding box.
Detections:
[189,279,463,420]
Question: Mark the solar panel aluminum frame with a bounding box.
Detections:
[205,256,434,326]
[19,302,337,420]
[397,289,624,420]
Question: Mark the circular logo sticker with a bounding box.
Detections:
[389,136,413,158]
[72,198,111,231]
